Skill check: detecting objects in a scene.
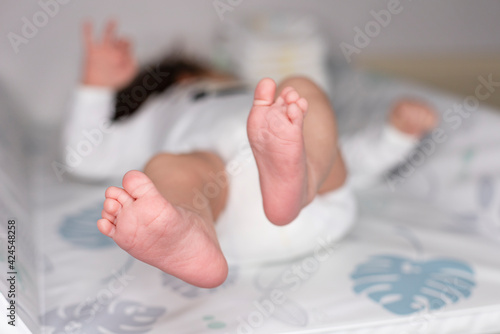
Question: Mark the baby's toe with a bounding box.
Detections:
[101,209,116,223]
[297,98,308,113]
[97,218,116,237]
[103,198,121,216]
[279,87,295,100]
[275,96,285,107]
[285,89,301,104]
[254,78,277,107]
[105,186,134,207]
[122,170,156,199]
[287,103,304,125]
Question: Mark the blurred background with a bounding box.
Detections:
[1,0,499,135]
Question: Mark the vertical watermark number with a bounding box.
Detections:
[6,219,17,327]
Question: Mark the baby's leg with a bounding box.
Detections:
[248,77,347,225]
[98,152,228,288]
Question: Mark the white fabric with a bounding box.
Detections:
[342,124,419,189]
[61,85,181,180]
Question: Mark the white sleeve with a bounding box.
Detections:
[340,124,419,190]
[59,86,153,181]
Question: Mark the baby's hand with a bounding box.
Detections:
[82,20,138,90]
[389,99,438,138]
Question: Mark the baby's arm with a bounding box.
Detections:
[341,124,418,189]
[58,21,152,181]
[60,83,162,181]
[342,99,438,189]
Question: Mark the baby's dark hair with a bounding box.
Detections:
[113,53,211,122]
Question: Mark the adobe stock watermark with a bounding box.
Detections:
[340,0,408,63]
[386,73,500,191]
[7,0,73,54]
[231,235,340,334]
[115,66,170,118]
[213,0,243,21]
[191,140,253,213]
[51,66,169,182]
[62,269,134,334]
[406,274,473,333]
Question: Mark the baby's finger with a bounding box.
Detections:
[102,19,117,45]
[116,39,126,52]
[118,39,132,53]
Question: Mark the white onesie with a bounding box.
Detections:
[61,82,417,264]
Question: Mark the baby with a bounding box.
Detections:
[74,21,437,288]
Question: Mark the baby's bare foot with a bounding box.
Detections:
[389,100,438,138]
[97,170,228,288]
[247,78,311,226]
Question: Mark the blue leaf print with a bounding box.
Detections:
[43,299,165,334]
[59,203,115,248]
[351,255,475,315]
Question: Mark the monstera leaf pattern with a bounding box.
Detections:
[60,203,116,248]
[43,299,165,334]
[351,255,475,315]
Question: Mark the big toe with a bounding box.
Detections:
[122,170,156,199]
[253,78,277,106]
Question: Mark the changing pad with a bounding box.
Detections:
[1,64,500,333]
